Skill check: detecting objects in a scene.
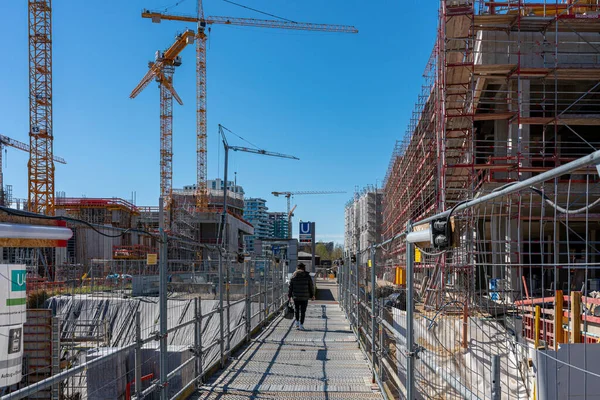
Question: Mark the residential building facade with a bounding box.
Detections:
[243,198,270,254]
[268,212,289,239]
[344,186,383,263]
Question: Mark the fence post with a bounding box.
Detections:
[218,251,224,368]
[258,265,262,325]
[263,265,267,324]
[245,259,251,343]
[571,291,582,343]
[406,222,415,400]
[554,290,564,349]
[135,311,142,398]
[159,203,169,400]
[272,259,276,311]
[534,305,541,349]
[355,252,359,339]
[370,246,376,383]
[346,256,351,315]
[462,300,469,349]
[226,255,231,356]
[195,297,203,385]
[491,354,500,400]
[338,260,343,309]
[379,298,384,384]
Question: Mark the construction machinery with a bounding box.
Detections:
[141,1,358,211]
[271,191,347,238]
[218,124,298,245]
[28,0,54,215]
[0,134,66,206]
[130,29,196,229]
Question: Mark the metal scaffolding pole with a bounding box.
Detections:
[406,223,415,399]
[158,199,168,400]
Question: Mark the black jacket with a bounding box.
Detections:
[288,270,314,301]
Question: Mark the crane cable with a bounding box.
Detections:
[222,0,297,23]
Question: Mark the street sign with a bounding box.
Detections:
[272,245,281,255]
[299,221,312,243]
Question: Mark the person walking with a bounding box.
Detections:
[288,263,315,330]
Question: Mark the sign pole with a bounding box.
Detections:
[311,222,316,273]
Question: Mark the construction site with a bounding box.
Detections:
[4,0,600,399]
[0,1,364,399]
[357,0,600,398]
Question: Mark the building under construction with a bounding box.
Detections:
[344,185,383,263]
[379,2,600,396]
[384,0,600,294]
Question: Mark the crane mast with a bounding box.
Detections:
[196,27,208,210]
[218,124,298,245]
[28,0,54,215]
[131,30,194,228]
[142,1,357,212]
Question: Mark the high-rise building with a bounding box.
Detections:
[244,198,269,253]
[268,212,289,239]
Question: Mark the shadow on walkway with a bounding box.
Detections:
[316,280,338,302]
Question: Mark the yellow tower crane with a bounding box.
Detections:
[141,1,358,211]
[130,29,196,229]
[28,0,54,215]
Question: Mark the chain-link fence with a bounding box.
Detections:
[0,211,287,400]
[339,150,600,399]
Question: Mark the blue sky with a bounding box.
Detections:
[0,1,438,244]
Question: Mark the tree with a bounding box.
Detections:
[315,243,331,260]
[331,244,343,260]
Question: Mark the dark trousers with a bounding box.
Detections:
[294,300,308,324]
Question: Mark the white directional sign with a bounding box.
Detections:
[299,221,312,243]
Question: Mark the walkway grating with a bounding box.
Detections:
[194,284,383,400]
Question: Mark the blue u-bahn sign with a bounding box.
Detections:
[299,221,312,243]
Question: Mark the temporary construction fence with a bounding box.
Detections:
[0,208,288,400]
[340,149,600,399]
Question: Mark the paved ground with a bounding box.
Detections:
[193,280,383,399]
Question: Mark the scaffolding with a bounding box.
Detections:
[384,0,600,275]
[377,3,600,396]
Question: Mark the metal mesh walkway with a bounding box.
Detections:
[194,287,383,399]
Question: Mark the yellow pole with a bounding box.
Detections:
[534,305,541,349]
[554,290,564,350]
[570,291,582,343]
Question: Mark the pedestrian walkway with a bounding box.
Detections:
[194,281,383,399]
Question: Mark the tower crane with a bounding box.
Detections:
[29,0,54,215]
[130,29,196,229]
[0,134,66,206]
[141,1,358,211]
[218,124,298,245]
[271,191,347,238]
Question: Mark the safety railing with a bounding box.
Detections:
[339,149,600,399]
[0,211,288,400]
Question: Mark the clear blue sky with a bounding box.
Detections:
[0,1,438,244]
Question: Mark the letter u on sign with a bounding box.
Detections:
[299,222,311,235]
[11,270,26,292]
